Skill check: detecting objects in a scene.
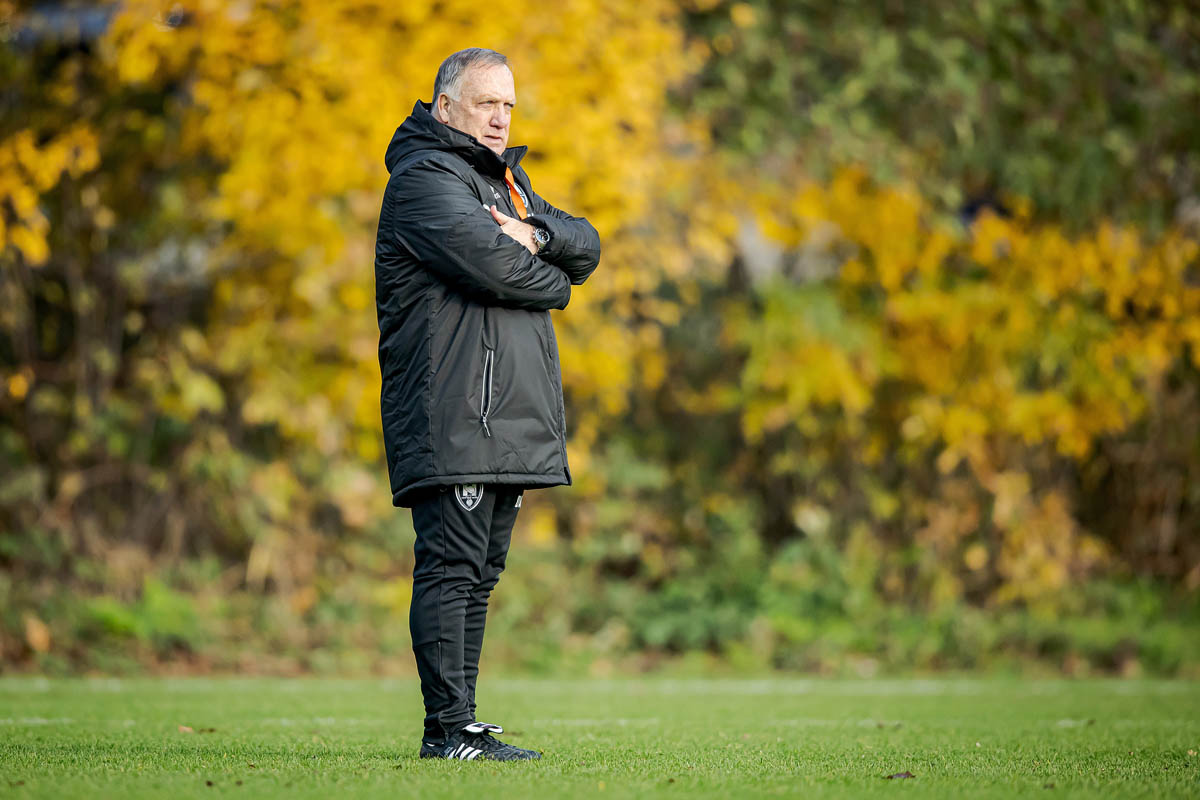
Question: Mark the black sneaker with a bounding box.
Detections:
[419,722,541,762]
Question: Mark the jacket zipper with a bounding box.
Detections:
[480,348,495,438]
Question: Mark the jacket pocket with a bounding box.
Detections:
[479,346,495,438]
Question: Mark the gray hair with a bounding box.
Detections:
[433,48,509,102]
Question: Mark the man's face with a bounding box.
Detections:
[435,64,516,155]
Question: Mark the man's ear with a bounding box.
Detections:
[433,94,449,123]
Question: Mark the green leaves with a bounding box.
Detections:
[682,0,1200,229]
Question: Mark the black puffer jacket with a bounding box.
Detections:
[375,101,601,507]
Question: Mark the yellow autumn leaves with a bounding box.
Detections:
[0,127,98,265]
[5,0,1197,618]
[744,165,1200,463]
[729,164,1199,607]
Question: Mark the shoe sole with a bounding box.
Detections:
[418,748,541,761]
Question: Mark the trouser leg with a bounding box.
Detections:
[463,488,521,716]
[409,484,495,742]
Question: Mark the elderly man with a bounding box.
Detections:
[374,48,601,761]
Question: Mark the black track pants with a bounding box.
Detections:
[409,483,522,742]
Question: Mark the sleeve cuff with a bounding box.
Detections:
[525,213,568,261]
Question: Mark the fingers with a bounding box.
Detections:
[502,229,536,253]
[496,225,537,254]
[489,206,536,253]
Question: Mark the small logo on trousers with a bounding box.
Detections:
[455,483,484,511]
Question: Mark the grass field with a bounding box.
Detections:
[1,677,1198,798]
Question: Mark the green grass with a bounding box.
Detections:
[1,678,1198,798]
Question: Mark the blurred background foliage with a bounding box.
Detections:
[684,0,1200,231]
[1,0,1198,676]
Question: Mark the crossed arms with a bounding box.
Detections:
[386,158,601,311]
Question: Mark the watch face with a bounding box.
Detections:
[535,228,550,245]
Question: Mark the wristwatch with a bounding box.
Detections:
[531,225,551,254]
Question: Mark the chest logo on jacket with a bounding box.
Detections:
[455,483,484,511]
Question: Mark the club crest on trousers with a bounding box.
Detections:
[455,483,484,511]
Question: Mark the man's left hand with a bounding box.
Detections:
[490,205,538,254]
